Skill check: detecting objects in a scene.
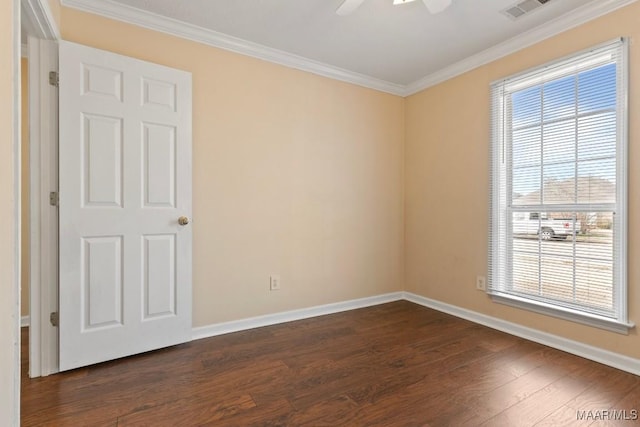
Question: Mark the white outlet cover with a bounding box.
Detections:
[270,275,281,291]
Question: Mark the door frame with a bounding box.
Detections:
[22,0,60,377]
[27,37,59,377]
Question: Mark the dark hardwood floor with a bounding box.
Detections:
[21,301,640,426]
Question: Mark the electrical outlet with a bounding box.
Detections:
[476,276,486,291]
[270,275,281,291]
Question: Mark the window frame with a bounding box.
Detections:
[488,38,633,334]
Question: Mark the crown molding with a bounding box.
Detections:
[59,0,406,96]
[403,0,639,96]
[60,0,637,98]
[21,0,60,40]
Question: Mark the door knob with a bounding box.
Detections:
[178,216,190,226]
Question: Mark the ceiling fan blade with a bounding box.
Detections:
[421,0,452,14]
[336,0,366,16]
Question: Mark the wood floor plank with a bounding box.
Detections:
[588,383,640,426]
[566,366,639,411]
[20,301,640,426]
[117,394,256,426]
[213,398,293,427]
[432,363,570,426]
[480,372,595,426]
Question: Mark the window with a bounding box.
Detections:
[488,39,632,333]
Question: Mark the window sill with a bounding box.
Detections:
[488,292,635,334]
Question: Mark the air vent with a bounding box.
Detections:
[502,0,551,20]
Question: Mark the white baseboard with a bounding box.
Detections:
[190,290,640,376]
[403,292,640,376]
[192,292,404,341]
[21,315,30,327]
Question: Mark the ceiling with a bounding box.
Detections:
[55,0,633,95]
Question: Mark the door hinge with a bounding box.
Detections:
[49,191,59,206]
[50,312,59,327]
[49,71,59,87]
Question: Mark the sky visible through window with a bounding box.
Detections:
[510,63,617,202]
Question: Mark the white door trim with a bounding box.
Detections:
[21,0,60,41]
[10,0,22,423]
[27,37,59,377]
[22,0,60,379]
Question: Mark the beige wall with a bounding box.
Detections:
[405,2,640,358]
[21,58,29,318]
[1,0,19,423]
[28,0,637,368]
[59,7,405,327]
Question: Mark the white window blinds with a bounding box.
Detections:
[488,39,632,333]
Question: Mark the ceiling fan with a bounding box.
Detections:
[336,0,452,16]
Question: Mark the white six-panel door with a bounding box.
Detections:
[58,41,192,371]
